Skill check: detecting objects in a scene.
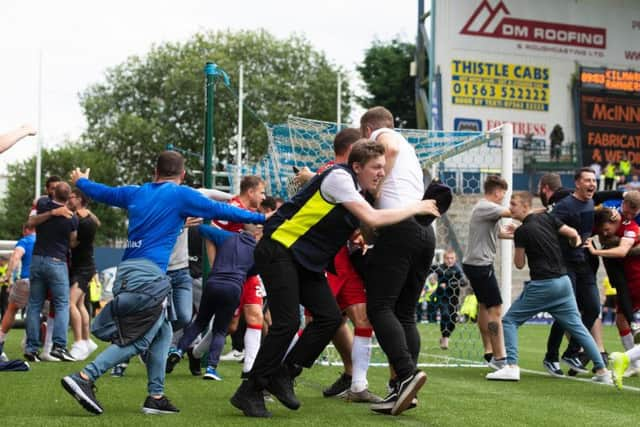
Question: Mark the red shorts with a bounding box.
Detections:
[305,246,367,316]
[234,275,265,317]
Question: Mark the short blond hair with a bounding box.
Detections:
[624,190,640,210]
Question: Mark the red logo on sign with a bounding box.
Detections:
[461,0,606,49]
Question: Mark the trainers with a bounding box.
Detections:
[542,359,564,377]
[346,389,383,403]
[24,351,42,362]
[111,363,128,377]
[370,389,398,414]
[631,322,640,344]
[322,372,352,398]
[265,365,300,410]
[591,370,613,386]
[391,370,427,416]
[219,349,244,362]
[86,339,98,355]
[50,345,76,362]
[141,395,179,415]
[486,365,520,381]
[231,380,272,418]
[187,348,201,376]
[0,352,7,362]
[488,357,507,371]
[610,352,630,390]
[386,378,417,410]
[561,355,588,374]
[69,341,89,361]
[203,366,223,381]
[165,348,183,374]
[40,345,60,362]
[61,373,104,415]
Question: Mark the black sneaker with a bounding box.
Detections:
[370,388,398,414]
[24,351,41,362]
[561,355,588,374]
[230,380,272,418]
[165,349,183,374]
[187,348,201,376]
[391,370,427,416]
[142,395,180,415]
[51,345,76,362]
[265,365,300,410]
[386,378,417,410]
[111,363,127,377]
[322,372,352,398]
[61,373,104,415]
[542,359,564,377]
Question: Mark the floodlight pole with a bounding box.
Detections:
[337,72,342,129]
[500,123,514,312]
[236,64,244,195]
[203,62,218,279]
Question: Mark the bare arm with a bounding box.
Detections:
[342,198,440,229]
[513,247,526,269]
[372,133,400,198]
[558,224,581,248]
[69,230,79,249]
[586,236,633,258]
[27,206,73,228]
[2,247,25,283]
[0,124,36,154]
[205,239,217,269]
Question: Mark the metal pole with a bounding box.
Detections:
[35,49,43,199]
[202,62,217,279]
[500,123,514,312]
[337,72,342,129]
[236,64,244,195]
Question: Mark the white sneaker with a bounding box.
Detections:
[219,349,244,362]
[69,341,89,361]
[86,339,98,355]
[40,346,60,362]
[486,365,520,381]
[0,352,8,362]
[591,370,613,385]
[623,360,640,378]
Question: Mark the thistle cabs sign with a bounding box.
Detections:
[451,59,550,111]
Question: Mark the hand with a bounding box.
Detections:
[184,217,203,227]
[70,168,90,184]
[584,237,595,253]
[418,199,440,217]
[21,124,37,136]
[503,222,518,233]
[51,206,73,219]
[293,167,314,186]
[610,210,620,222]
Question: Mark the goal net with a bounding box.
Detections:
[232,116,513,367]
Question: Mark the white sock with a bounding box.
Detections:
[0,330,6,343]
[193,330,212,359]
[627,345,640,363]
[621,332,634,351]
[351,333,372,392]
[283,329,303,361]
[45,317,54,349]
[242,326,262,373]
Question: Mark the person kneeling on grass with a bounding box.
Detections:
[486,192,612,384]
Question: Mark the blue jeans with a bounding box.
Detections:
[503,275,604,369]
[26,255,70,352]
[168,268,192,330]
[84,312,172,395]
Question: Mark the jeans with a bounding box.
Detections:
[365,220,436,380]
[168,268,192,330]
[26,255,70,352]
[84,312,172,395]
[504,275,604,369]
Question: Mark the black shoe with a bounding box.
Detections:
[230,380,272,418]
[50,345,76,362]
[111,363,127,377]
[391,370,427,416]
[142,395,180,415]
[323,372,352,398]
[561,354,588,374]
[24,352,41,362]
[542,359,564,377]
[187,349,201,376]
[265,365,300,410]
[165,349,182,374]
[370,388,398,414]
[61,373,104,415]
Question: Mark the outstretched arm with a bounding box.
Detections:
[0,124,36,154]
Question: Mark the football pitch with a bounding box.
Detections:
[0,323,637,426]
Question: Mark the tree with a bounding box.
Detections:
[357,38,417,129]
[80,29,352,186]
[0,142,125,244]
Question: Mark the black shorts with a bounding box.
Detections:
[70,265,96,294]
[462,264,502,308]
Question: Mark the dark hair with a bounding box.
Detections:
[54,181,71,202]
[360,106,394,135]
[348,139,386,167]
[333,128,361,156]
[240,176,264,194]
[72,188,90,207]
[484,175,508,194]
[156,151,185,178]
[539,173,562,192]
[574,167,595,182]
[594,207,617,229]
[46,175,61,187]
[512,191,533,207]
[261,196,277,212]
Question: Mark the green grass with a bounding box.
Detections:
[0,323,638,426]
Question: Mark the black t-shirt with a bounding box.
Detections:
[71,214,97,269]
[33,199,79,260]
[188,226,203,279]
[514,213,567,280]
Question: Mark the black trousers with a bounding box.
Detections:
[546,261,600,360]
[602,257,635,325]
[365,219,436,380]
[249,237,342,387]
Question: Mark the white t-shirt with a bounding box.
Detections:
[370,128,424,209]
[320,169,366,204]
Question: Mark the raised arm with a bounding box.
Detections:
[72,169,137,209]
[181,187,265,224]
[0,124,36,154]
